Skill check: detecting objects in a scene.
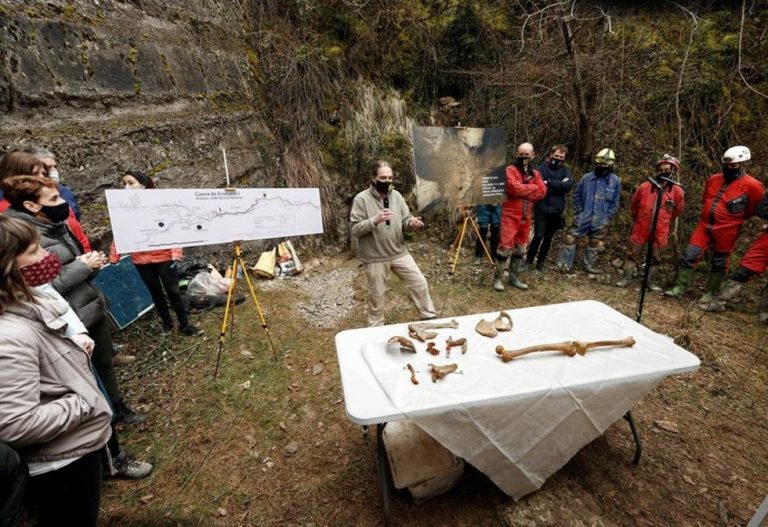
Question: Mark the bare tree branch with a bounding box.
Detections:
[517,0,570,54]
[738,0,768,99]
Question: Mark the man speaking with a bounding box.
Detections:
[350,160,437,326]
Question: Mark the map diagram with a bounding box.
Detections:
[106,188,323,253]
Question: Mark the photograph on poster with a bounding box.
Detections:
[412,126,507,212]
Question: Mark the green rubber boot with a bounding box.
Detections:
[508,257,529,290]
[698,271,725,305]
[664,267,694,298]
[493,261,505,292]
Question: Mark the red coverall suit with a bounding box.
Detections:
[628,181,685,263]
[498,164,546,258]
[680,172,764,272]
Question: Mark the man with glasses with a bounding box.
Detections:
[350,160,437,326]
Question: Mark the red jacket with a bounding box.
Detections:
[502,165,546,223]
[629,181,684,248]
[0,198,91,252]
[697,172,764,234]
[109,242,182,265]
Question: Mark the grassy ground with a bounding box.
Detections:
[100,242,767,526]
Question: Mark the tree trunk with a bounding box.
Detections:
[560,15,594,165]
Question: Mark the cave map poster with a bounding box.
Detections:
[412,126,506,212]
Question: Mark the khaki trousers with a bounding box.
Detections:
[364,253,437,326]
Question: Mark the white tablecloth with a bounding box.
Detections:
[338,301,700,499]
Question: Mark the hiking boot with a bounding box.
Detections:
[112,451,153,480]
[112,354,136,367]
[646,267,663,292]
[180,324,204,337]
[583,246,601,275]
[697,292,715,305]
[664,268,694,298]
[698,298,727,312]
[161,322,173,336]
[758,311,768,325]
[583,263,601,275]
[518,261,530,273]
[114,400,146,425]
[616,266,634,288]
[535,262,544,273]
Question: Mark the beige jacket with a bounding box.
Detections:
[350,187,415,263]
[0,295,112,463]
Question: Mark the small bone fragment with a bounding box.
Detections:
[387,336,416,353]
[493,312,513,332]
[475,319,498,338]
[426,342,439,356]
[430,363,458,382]
[495,336,636,362]
[406,363,419,385]
[446,337,468,354]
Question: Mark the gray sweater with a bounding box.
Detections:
[350,187,415,263]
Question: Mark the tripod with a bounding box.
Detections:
[215,241,277,377]
[448,207,498,275]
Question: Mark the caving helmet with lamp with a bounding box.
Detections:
[594,148,616,167]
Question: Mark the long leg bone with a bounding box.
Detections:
[406,363,419,385]
[429,363,458,382]
[495,336,636,362]
[387,336,416,353]
[446,337,468,354]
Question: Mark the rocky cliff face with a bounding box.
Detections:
[0,0,283,249]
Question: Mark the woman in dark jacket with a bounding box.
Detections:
[1,175,143,424]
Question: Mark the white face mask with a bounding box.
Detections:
[47,168,61,183]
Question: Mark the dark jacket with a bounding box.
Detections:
[534,162,574,215]
[4,208,106,328]
[757,192,768,220]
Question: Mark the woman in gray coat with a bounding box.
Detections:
[1,175,143,424]
[0,215,112,526]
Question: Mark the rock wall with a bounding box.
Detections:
[0,0,281,250]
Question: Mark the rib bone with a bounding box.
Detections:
[495,336,636,362]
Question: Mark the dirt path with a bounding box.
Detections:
[98,243,766,526]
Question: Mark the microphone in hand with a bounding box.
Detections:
[383,195,391,229]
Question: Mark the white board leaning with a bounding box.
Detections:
[106,188,324,253]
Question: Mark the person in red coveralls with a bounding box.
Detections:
[699,192,768,323]
[616,155,685,290]
[494,142,546,291]
[665,146,765,302]
[109,170,202,336]
[0,151,91,251]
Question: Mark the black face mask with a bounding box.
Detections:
[515,157,531,169]
[656,171,672,181]
[594,166,610,177]
[549,158,563,168]
[373,180,391,194]
[722,166,741,182]
[40,202,70,223]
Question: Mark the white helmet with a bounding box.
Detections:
[722,145,751,164]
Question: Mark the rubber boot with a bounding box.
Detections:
[700,279,743,312]
[556,244,576,272]
[493,261,505,292]
[616,262,635,288]
[583,246,601,274]
[698,271,725,305]
[664,267,694,298]
[646,266,663,292]
[508,257,529,290]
